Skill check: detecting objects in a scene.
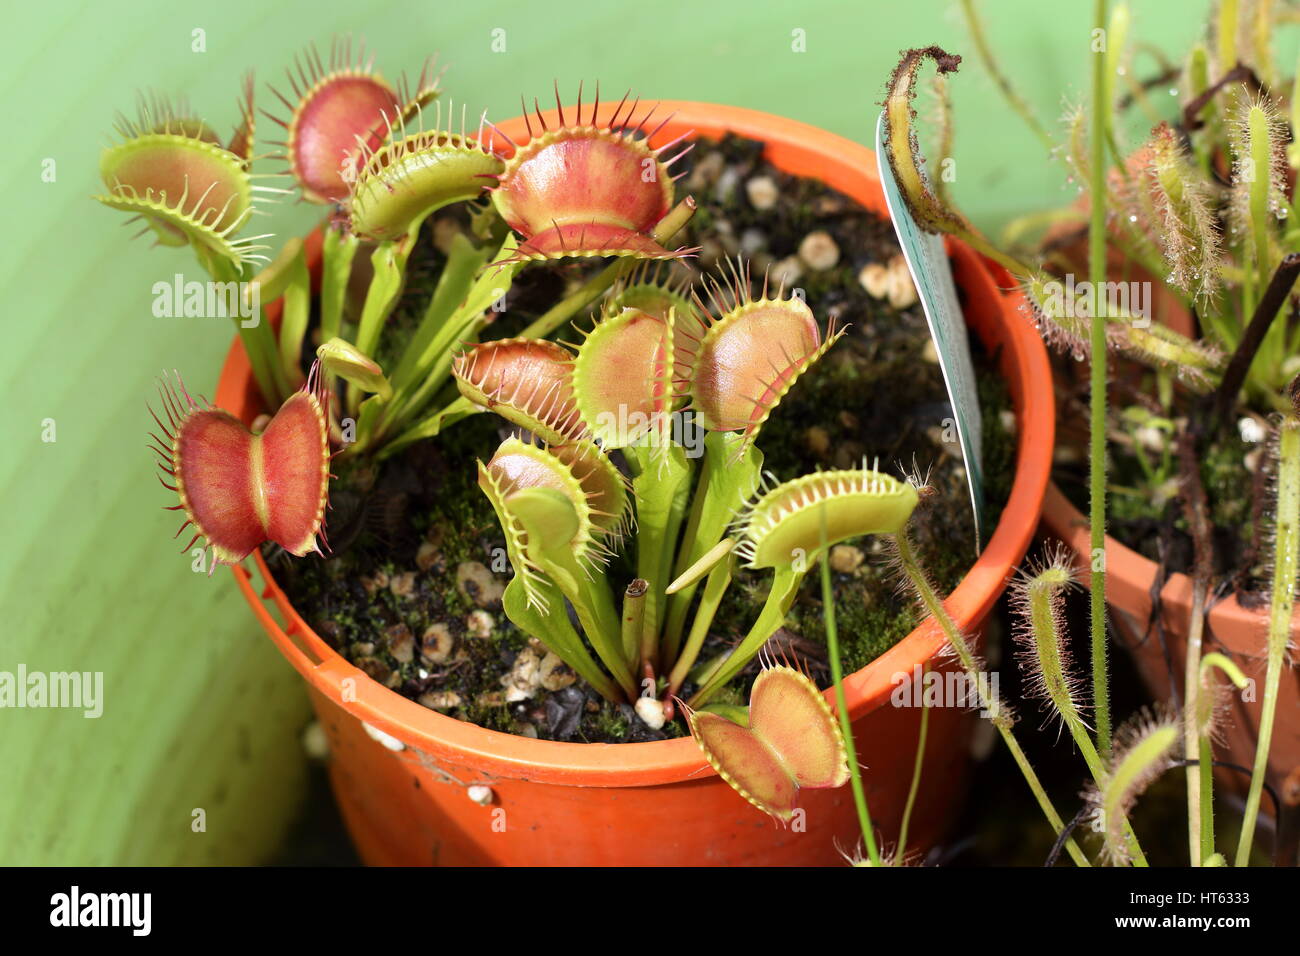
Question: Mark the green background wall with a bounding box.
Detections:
[0,0,1248,863]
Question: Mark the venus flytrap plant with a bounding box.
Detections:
[687,469,917,706]
[448,259,901,725]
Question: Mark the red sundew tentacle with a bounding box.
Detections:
[533,97,547,132]
[181,531,202,553]
[173,519,192,538]
[553,79,565,126]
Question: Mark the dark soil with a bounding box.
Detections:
[1052,352,1274,604]
[268,134,1015,743]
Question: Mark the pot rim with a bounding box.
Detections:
[219,100,1054,786]
[1041,483,1297,650]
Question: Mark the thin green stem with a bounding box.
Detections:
[895,661,930,862]
[665,555,733,700]
[1088,0,1113,759]
[958,0,1055,152]
[197,249,286,406]
[319,226,359,343]
[1235,416,1299,865]
[1199,736,1216,861]
[377,394,480,460]
[820,509,880,866]
[1183,577,1208,865]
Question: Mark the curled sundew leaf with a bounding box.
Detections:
[1144,123,1223,303]
[1022,271,1223,387]
[1196,651,1248,740]
[1117,323,1223,392]
[1009,546,1086,730]
[686,261,844,456]
[148,368,330,570]
[348,124,505,241]
[1019,273,1092,357]
[736,469,918,569]
[1228,92,1289,276]
[572,306,675,448]
[490,85,695,262]
[452,338,586,444]
[685,664,849,821]
[1085,711,1179,866]
[96,95,267,267]
[883,47,971,239]
[267,39,405,204]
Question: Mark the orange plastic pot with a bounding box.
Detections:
[217,102,1053,866]
[1041,486,1300,810]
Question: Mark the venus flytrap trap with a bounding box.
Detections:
[683,663,850,824]
[148,365,331,571]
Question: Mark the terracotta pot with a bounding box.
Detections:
[217,102,1053,866]
[1041,485,1300,814]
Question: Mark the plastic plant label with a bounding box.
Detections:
[873,111,987,551]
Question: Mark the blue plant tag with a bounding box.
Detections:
[873,112,987,552]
